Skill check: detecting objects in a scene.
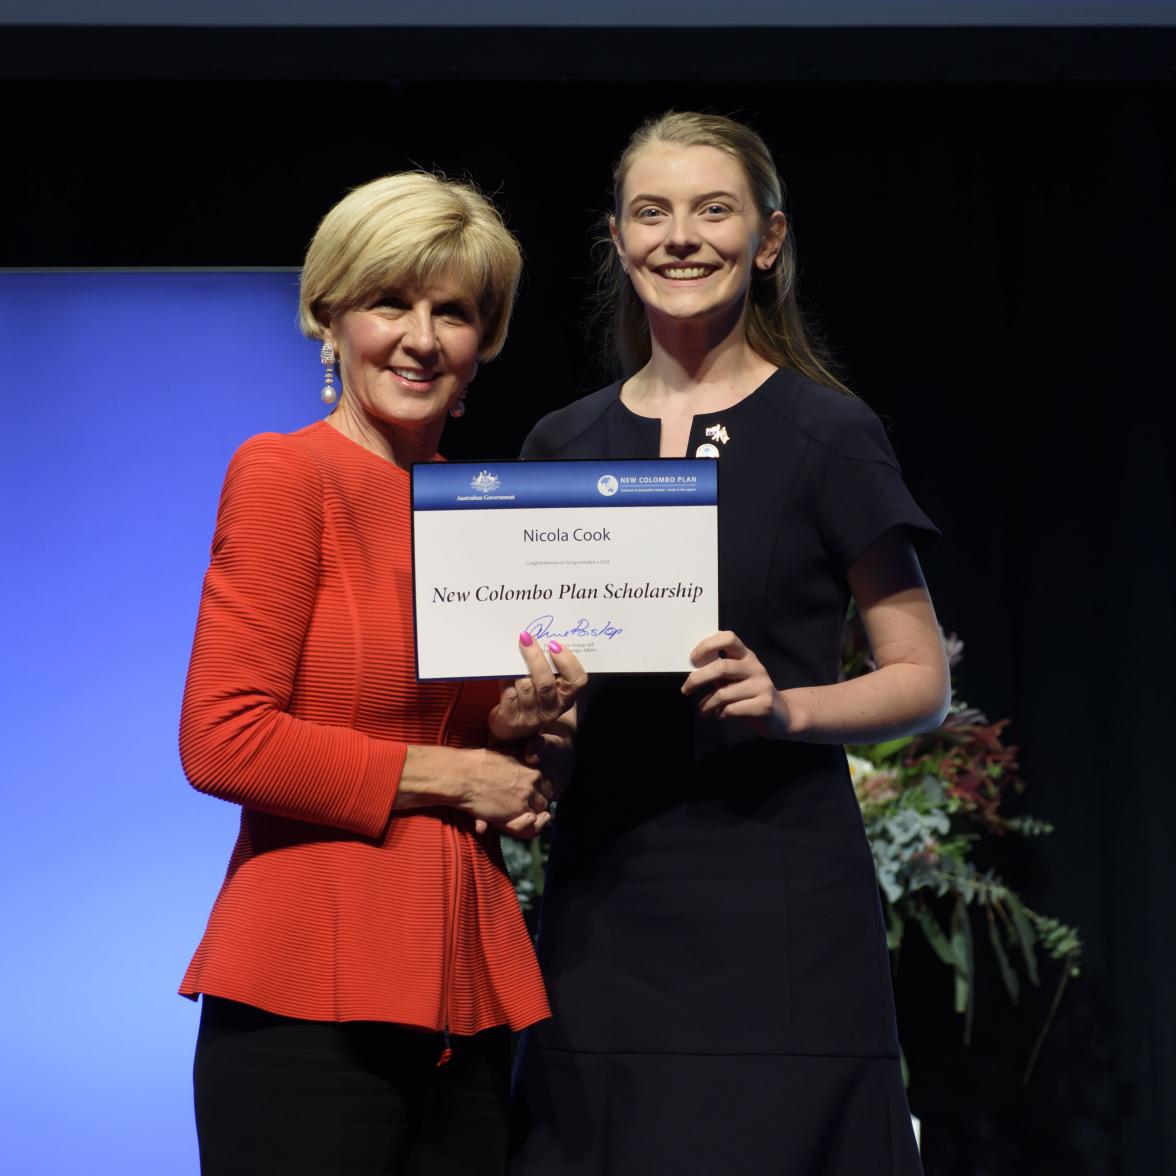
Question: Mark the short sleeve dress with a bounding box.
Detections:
[509,369,936,1175]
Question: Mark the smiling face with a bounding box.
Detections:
[612,143,785,331]
[323,274,483,439]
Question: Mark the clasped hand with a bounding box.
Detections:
[475,635,587,838]
[681,630,790,737]
[464,746,554,840]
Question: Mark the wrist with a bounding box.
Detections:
[772,689,806,739]
[397,745,473,811]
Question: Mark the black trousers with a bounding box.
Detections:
[194,996,510,1176]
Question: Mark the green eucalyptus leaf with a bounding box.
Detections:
[986,905,1020,1004]
[1006,894,1041,987]
[950,901,971,1008]
[920,776,948,806]
[886,903,904,952]
[916,907,964,973]
[873,736,916,761]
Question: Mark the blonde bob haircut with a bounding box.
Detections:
[299,172,523,360]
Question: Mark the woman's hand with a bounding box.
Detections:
[462,746,553,839]
[521,727,576,802]
[488,633,588,745]
[478,732,575,837]
[397,744,551,836]
[678,532,950,747]
[681,631,791,738]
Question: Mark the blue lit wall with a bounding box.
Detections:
[0,272,325,1174]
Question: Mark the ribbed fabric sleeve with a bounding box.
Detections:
[178,421,549,1034]
[180,433,404,837]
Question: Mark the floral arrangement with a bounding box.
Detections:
[841,613,1081,1078]
[502,615,1082,1078]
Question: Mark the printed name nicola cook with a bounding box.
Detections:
[431,581,706,604]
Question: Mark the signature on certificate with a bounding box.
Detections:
[526,615,624,641]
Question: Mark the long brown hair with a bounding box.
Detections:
[595,111,849,393]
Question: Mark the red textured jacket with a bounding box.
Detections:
[179,421,549,1033]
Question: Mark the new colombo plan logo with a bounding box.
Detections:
[596,474,619,497]
[470,470,501,494]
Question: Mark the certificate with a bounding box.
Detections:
[411,459,718,680]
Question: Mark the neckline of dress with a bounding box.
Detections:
[612,367,782,427]
[312,417,444,475]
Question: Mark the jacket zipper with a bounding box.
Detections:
[436,822,461,1067]
[435,682,464,1066]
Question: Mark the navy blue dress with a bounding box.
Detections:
[509,369,935,1175]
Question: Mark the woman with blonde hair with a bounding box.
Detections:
[180,171,582,1175]
[510,113,947,1174]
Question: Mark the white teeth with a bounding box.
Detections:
[392,368,433,381]
[662,267,711,279]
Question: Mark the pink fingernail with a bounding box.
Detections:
[519,631,534,647]
[548,640,563,654]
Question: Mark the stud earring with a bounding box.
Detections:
[320,341,338,405]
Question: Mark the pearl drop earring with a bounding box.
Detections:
[320,342,338,405]
[450,362,477,419]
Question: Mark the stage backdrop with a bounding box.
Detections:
[0,270,324,1175]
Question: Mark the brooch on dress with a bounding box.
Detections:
[696,422,730,459]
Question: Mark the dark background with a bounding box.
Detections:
[4,22,1173,1176]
